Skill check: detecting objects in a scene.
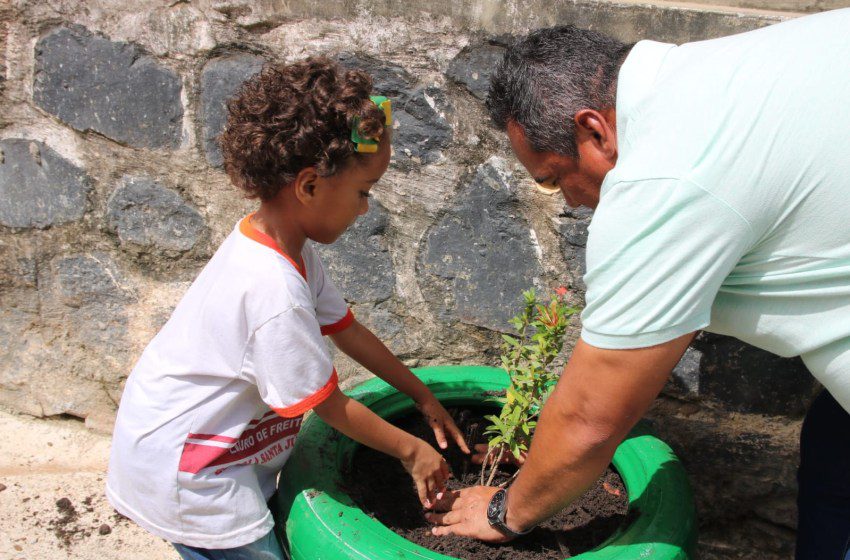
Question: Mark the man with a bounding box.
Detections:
[427,9,850,559]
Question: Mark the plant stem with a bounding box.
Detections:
[479,447,494,486]
[497,469,520,489]
[485,446,506,487]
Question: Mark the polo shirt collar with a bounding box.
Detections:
[602,40,675,198]
[615,39,676,149]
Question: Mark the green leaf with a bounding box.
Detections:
[501,334,519,347]
[484,414,499,424]
[510,406,523,425]
[510,442,521,458]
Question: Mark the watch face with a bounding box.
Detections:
[487,489,505,520]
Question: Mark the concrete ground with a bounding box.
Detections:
[0,409,176,560]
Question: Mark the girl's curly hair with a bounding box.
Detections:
[220,57,386,201]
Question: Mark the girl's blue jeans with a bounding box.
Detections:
[796,390,850,560]
[172,529,288,560]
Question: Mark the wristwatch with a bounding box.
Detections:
[486,488,534,538]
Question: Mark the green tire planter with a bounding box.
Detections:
[274,365,697,559]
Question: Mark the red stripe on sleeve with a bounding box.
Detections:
[272,369,339,418]
[320,309,354,336]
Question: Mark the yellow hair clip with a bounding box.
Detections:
[351,96,392,153]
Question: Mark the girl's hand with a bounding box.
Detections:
[416,396,471,454]
[401,440,452,509]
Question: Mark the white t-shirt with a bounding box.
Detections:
[580,10,850,410]
[106,215,353,548]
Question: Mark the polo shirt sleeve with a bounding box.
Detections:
[243,306,338,418]
[309,247,354,336]
[581,178,755,349]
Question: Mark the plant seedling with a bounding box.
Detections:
[480,286,579,487]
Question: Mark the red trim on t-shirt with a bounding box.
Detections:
[178,415,304,474]
[239,213,307,280]
[272,369,339,418]
[184,433,238,444]
[320,309,355,336]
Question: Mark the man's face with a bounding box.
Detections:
[506,115,617,209]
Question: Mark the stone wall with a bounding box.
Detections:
[0,1,828,557]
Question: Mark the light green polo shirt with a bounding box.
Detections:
[580,9,850,411]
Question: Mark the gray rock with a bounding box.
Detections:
[0,251,36,290]
[41,253,134,366]
[33,26,183,149]
[556,206,593,291]
[315,200,395,304]
[693,333,817,417]
[0,139,90,228]
[666,332,817,417]
[446,44,506,101]
[338,54,452,167]
[106,177,205,253]
[421,160,543,331]
[351,302,407,350]
[670,345,703,394]
[199,54,266,167]
[52,253,132,308]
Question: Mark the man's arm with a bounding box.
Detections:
[330,319,469,452]
[428,333,694,540]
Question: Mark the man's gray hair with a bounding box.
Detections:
[487,26,633,158]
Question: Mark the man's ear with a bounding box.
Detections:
[292,167,319,205]
[574,108,617,159]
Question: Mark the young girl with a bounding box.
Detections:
[106,57,469,560]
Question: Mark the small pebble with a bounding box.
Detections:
[14,545,22,551]
[99,524,112,535]
[0,483,6,492]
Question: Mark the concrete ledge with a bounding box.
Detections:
[267,0,802,42]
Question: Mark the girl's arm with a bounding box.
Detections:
[313,386,449,508]
[330,319,469,453]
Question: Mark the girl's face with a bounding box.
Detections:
[303,128,392,244]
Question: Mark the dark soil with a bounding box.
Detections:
[346,408,634,559]
[51,497,84,546]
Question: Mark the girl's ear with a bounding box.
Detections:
[293,167,319,205]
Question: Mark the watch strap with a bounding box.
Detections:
[487,488,534,538]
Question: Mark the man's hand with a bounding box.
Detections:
[416,396,471,454]
[425,486,514,543]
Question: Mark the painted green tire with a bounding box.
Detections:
[275,365,697,559]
